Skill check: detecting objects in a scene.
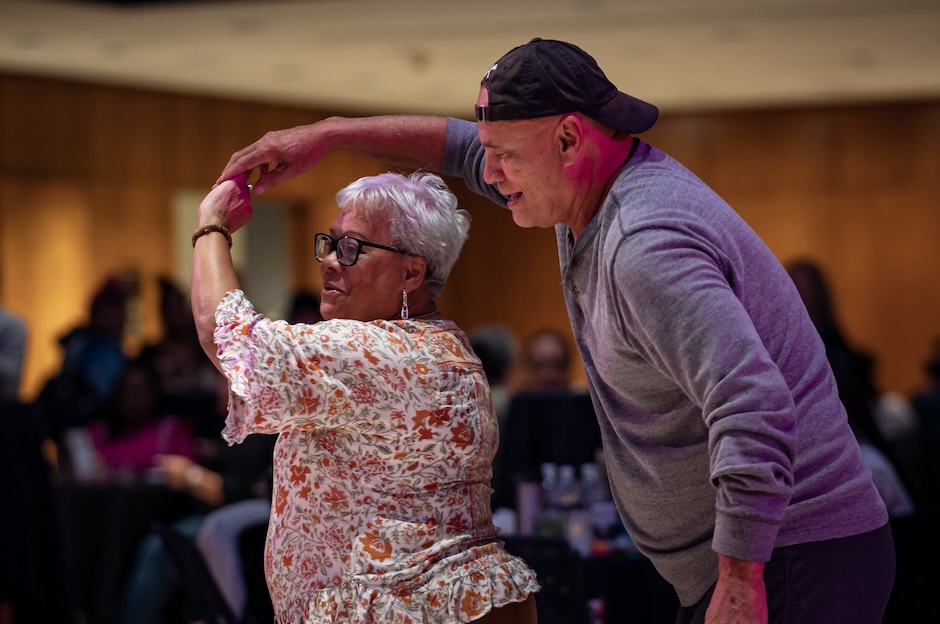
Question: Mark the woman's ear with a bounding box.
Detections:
[403,255,428,290]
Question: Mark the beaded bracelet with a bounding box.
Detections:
[192,224,233,249]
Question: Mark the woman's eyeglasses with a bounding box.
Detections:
[314,233,409,267]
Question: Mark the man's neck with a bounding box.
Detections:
[569,136,637,239]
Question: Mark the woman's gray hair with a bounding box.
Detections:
[335,171,470,299]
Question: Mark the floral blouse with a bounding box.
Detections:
[215,290,539,623]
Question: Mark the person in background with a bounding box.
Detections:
[469,324,521,513]
[56,276,129,400]
[191,170,539,622]
[521,328,573,392]
[913,338,940,429]
[787,260,920,443]
[85,358,194,480]
[216,37,894,624]
[469,324,519,429]
[116,371,276,624]
[786,259,920,515]
[38,276,132,446]
[195,468,275,621]
[138,277,220,420]
[1,305,78,622]
[0,305,27,401]
[498,328,600,515]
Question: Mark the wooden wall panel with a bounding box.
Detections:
[0,180,96,394]
[2,71,939,403]
[89,89,177,184]
[0,77,97,178]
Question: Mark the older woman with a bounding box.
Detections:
[191,171,539,623]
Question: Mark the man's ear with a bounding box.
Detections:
[558,116,582,159]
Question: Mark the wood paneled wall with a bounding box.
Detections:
[2,72,939,402]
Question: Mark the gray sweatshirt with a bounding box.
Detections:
[443,118,888,606]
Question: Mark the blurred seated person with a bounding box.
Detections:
[1,399,78,623]
[116,372,276,624]
[494,329,602,512]
[85,358,194,481]
[522,328,574,392]
[1,308,77,621]
[470,325,521,514]
[38,275,131,441]
[786,260,919,443]
[787,260,920,513]
[470,325,520,420]
[137,276,220,424]
[856,435,916,519]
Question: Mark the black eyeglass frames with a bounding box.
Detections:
[313,233,409,267]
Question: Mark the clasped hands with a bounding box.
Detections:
[199,171,253,234]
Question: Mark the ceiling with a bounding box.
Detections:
[2,0,940,119]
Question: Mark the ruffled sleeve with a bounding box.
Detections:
[213,290,439,445]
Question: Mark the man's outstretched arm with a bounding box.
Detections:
[216,115,449,195]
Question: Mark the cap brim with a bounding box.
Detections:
[587,92,659,135]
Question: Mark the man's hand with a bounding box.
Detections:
[706,554,768,624]
[216,123,330,194]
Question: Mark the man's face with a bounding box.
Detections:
[476,86,571,229]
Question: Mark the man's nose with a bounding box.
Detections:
[482,158,503,185]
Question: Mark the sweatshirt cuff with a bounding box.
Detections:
[712,512,779,562]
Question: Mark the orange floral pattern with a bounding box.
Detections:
[215,291,539,623]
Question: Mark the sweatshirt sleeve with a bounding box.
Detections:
[442,118,508,208]
[611,224,797,561]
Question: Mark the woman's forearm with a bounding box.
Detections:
[191,177,251,371]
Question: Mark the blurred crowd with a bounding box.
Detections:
[0,274,322,624]
[2,260,940,622]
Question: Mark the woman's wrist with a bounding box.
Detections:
[192,223,233,248]
[196,209,229,228]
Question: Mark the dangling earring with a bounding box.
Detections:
[400,290,409,320]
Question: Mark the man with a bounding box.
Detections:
[217,38,893,624]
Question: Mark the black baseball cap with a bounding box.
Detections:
[476,38,658,135]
